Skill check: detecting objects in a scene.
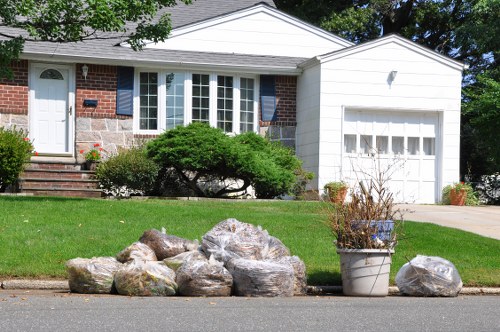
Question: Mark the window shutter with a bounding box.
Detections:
[116,66,134,116]
[260,75,276,121]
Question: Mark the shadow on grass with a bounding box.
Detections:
[308,270,342,286]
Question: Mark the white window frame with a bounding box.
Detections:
[133,69,259,135]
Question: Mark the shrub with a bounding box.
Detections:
[442,182,479,206]
[475,173,500,205]
[146,123,304,198]
[0,126,33,192]
[95,147,159,197]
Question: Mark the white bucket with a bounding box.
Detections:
[337,249,394,297]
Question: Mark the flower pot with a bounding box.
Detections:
[450,188,467,206]
[85,160,99,171]
[337,248,394,297]
[328,187,348,204]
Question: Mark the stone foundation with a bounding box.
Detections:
[0,113,29,132]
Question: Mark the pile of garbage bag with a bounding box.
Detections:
[66,218,307,297]
[395,255,463,297]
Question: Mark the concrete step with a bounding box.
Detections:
[21,169,95,180]
[27,160,84,171]
[21,188,103,198]
[19,178,99,190]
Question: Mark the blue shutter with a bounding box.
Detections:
[260,75,276,121]
[116,66,134,116]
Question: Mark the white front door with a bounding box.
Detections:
[30,64,74,155]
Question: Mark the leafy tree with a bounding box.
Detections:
[0,0,192,78]
[146,123,304,199]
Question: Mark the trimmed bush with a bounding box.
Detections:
[0,126,33,192]
[95,147,159,197]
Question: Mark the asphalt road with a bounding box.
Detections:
[1,290,499,332]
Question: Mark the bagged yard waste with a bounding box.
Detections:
[264,236,291,260]
[163,250,208,271]
[116,242,157,263]
[276,256,307,296]
[176,255,233,297]
[395,255,463,297]
[114,261,177,296]
[66,257,122,294]
[226,258,294,297]
[201,218,270,262]
[139,229,198,260]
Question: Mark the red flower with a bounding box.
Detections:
[34,151,38,156]
[23,137,29,141]
[79,149,84,154]
[99,148,103,151]
[94,143,100,147]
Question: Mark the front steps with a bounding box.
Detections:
[18,161,103,198]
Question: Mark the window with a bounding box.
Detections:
[217,76,233,132]
[360,135,372,154]
[192,74,210,123]
[423,137,435,155]
[40,69,63,80]
[166,73,184,130]
[139,72,158,130]
[240,78,255,133]
[392,136,404,155]
[376,136,388,154]
[408,137,420,155]
[344,134,357,153]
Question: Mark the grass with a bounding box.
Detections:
[0,196,499,287]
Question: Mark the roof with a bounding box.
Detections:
[299,34,467,71]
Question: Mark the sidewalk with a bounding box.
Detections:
[397,204,500,240]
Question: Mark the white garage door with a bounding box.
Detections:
[342,110,440,204]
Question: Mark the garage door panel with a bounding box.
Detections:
[421,159,436,180]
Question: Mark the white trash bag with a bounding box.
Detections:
[396,255,463,297]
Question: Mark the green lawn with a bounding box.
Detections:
[0,196,498,286]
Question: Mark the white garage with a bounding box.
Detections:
[296,35,465,204]
[341,109,440,203]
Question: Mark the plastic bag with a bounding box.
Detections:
[66,257,122,294]
[201,218,269,262]
[114,261,177,296]
[163,250,208,271]
[396,255,463,297]
[276,256,307,296]
[176,256,233,297]
[116,242,157,263]
[264,236,291,260]
[139,229,198,260]
[226,258,294,297]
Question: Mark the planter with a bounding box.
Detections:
[450,188,467,206]
[328,187,348,204]
[85,160,100,171]
[337,248,394,297]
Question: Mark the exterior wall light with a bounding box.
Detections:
[388,70,397,82]
[82,64,89,80]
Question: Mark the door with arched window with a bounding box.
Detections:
[30,63,74,155]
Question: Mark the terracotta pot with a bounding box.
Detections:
[329,187,348,204]
[450,188,467,206]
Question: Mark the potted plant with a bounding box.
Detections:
[324,181,348,204]
[442,182,478,206]
[328,179,400,297]
[80,143,104,170]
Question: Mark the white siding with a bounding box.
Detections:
[148,11,347,58]
[296,64,321,189]
[315,41,463,203]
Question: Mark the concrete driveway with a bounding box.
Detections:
[397,204,500,240]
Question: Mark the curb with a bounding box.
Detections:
[2,280,499,295]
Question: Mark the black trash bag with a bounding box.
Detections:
[114,261,177,296]
[396,255,463,297]
[116,241,157,263]
[226,258,294,297]
[139,229,198,260]
[201,218,269,263]
[176,255,233,297]
[66,257,122,294]
[276,256,307,296]
[163,250,208,272]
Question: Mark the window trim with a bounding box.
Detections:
[133,68,259,135]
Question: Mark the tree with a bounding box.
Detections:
[146,123,303,198]
[0,0,192,78]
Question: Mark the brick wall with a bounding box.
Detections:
[0,60,29,115]
[76,64,128,119]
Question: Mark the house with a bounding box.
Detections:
[0,0,465,203]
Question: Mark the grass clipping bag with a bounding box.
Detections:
[139,229,198,260]
[114,261,177,296]
[116,242,157,263]
[226,258,294,297]
[176,255,233,297]
[66,257,122,294]
[163,250,208,271]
